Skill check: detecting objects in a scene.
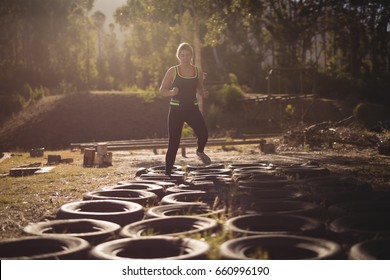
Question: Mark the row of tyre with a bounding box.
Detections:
[1,162,389,259]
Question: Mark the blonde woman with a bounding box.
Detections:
[159,42,211,175]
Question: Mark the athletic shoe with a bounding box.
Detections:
[196,151,211,165]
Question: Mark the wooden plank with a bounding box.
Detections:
[106,139,262,152]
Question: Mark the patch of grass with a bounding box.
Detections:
[0,150,133,239]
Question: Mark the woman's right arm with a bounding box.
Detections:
[159,67,179,97]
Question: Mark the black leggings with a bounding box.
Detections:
[165,106,208,175]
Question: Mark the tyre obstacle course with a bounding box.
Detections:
[2,161,390,260]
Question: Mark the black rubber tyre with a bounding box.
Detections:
[166,186,198,194]
[314,190,373,207]
[238,179,292,189]
[186,163,225,172]
[23,218,120,245]
[120,216,219,237]
[104,182,165,198]
[232,166,275,172]
[118,179,175,189]
[139,173,183,183]
[186,174,232,183]
[180,180,234,194]
[327,200,390,220]
[227,163,269,170]
[237,189,311,201]
[146,204,225,219]
[301,177,372,193]
[161,191,224,208]
[225,214,324,237]
[57,199,144,227]
[90,236,210,260]
[0,236,90,260]
[276,166,330,179]
[189,168,232,176]
[349,239,390,260]
[83,189,158,206]
[147,165,182,173]
[328,213,390,244]
[219,235,342,260]
[233,172,282,181]
[236,200,322,218]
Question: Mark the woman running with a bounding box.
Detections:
[159,42,211,175]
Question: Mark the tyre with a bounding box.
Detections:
[186,163,225,172]
[146,204,225,219]
[118,180,175,189]
[302,177,372,193]
[314,190,373,207]
[0,236,90,260]
[147,165,182,173]
[166,186,197,194]
[276,166,330,179]
[23,218,120,245]
[233,171,282,181]
[120,216,219,237]
[186,174,232,183]
[161,191,224,208]
[90,236,210,260]
[238,179,291,189]
[139,173,183,184]
[189,168,232,176]
[227,163,270,170]
[219,235,342,260]
[236,200,322,218]
[83,189,158,206]
[232,166,275,172]
[327,200,390,220]
[349,239,390,260]
[225,214,323,237]
[57,199,144,226]
[237,189,311,201]
[181,180,234,193]
[328,213,390,244]
[104,182,165,198]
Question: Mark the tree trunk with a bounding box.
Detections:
[193,15,204,114]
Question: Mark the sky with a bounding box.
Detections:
[92,0,127,28]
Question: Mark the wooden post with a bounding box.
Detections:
[97,143,108,167]
[83,148,95,167]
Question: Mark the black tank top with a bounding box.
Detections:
[170,65,199,108]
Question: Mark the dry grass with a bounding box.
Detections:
[0,150,136,239]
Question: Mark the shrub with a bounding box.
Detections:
[353,102,389,127]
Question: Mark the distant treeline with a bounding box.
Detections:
[1,0,389,104]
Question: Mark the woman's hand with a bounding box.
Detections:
[171,87,179,96]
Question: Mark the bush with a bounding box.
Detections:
[206,104,223,130]
[353,102,389,128]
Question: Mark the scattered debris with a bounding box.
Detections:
[9,167,42,177]
[259,139,276,154]
[47,155,61,165]
[83,145,112,168]
[283,116,389,155]
[30,148,45,158]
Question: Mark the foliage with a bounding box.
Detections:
[353,102,389,128]
[0,0,389,108]
[211,74,245,111]
[181,123,194,138]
